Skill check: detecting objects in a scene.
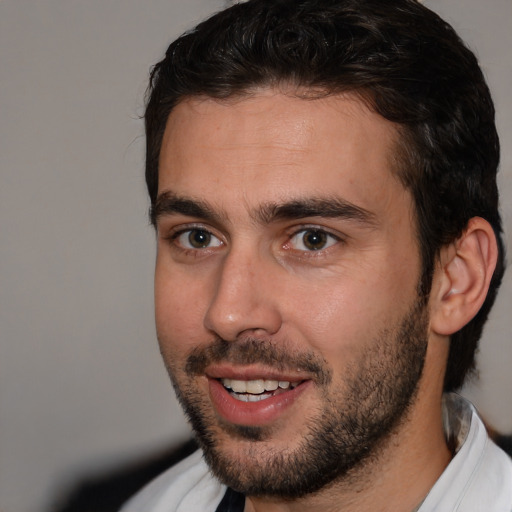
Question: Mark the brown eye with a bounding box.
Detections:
[289,229,338,252]
[302,230,328,250]
[175,228,222,250]
[188,229,211,248]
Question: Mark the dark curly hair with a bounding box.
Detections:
[144,0,505,391]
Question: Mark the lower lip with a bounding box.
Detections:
[208,378,310,426]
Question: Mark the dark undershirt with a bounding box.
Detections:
[215,487,246,512]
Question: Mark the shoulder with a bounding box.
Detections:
[421,394,512,511]
[120,449,226,512]
[453,396,512,509]
[458,436,512,511]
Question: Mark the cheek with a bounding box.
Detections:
[154,264,210,357]
[290,285,377,359]
[287,263,416,359]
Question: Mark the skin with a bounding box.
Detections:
[154,90,453,512]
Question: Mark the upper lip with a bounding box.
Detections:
[205,364,311,382]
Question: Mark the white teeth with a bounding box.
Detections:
[229,379,248,393]
[232,393,271,402]
[246,379,265,394]
[247,394,266,402]
[264,379,279,391]
[221,378,294,394]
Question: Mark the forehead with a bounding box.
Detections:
[158,89,406,214]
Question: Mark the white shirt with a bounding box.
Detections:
[121,394,512,512]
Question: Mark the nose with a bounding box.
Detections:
[203,249,282,341]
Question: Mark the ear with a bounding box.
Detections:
[430,217,498,336]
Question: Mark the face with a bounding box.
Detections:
[154,90,429,497]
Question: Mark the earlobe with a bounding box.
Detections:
[430,217,498,336]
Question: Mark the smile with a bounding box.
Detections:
[207,375,310,426]
[220,378,300,402]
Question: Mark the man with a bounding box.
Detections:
[123,0,512,510]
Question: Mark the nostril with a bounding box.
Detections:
[204,304,282,342]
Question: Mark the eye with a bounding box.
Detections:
[175,228,223,249]
[288,229,339,251]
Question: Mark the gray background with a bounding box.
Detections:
[0,1,510,511]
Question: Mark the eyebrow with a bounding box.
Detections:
[152,191,376,228]
[256,197,377,226]
[151,191,224,226]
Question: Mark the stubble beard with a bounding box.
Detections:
[165,298,429,499]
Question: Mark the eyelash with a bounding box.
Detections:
[285,227,341,253]
[164,224,344,257]
[166,225,224,254]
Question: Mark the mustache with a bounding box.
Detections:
[185,337,332,386]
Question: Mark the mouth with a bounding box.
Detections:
[206,371,311,426]
[220,378,302,402]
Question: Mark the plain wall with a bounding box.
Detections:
[0,1,510,511]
